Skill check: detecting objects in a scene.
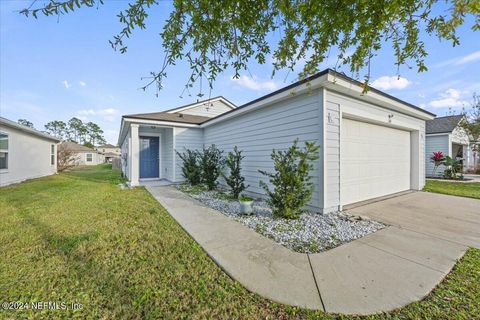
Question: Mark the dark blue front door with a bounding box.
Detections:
[139,136,159,178]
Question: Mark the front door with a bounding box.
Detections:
[139,136,159,178]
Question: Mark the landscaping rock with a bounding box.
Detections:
[176,186,385,253]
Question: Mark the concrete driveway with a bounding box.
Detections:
[346,191,480,249]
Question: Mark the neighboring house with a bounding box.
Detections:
[118,70,435,213]
[0,117,60,187]
[95,143,121,155]
[60,141,105,165]
[425,115,476,176]
[95,144,121,163]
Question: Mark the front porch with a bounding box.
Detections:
[126,123,175,186]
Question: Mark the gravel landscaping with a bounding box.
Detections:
[176,184,386,253]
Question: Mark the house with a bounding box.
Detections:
[425,115,477,176]
[0,117,60,187]
[95,143,121,155]
[95,144,121,163]
[60,141,105,165]
[118,69,435,213]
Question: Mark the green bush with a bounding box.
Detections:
[222,146,248,199]
[176,148,202,185]
[200,144,225,190]
[259,139,320,219]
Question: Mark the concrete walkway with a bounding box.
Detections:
[147,186,475,315]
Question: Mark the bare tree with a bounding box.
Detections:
[57,143,79,172]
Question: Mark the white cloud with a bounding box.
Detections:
[371,76,411,90]
[77,107,119,122]
[428,89,469,109]
[231,75,278,91]
[62,80,70,89]
[455,51,480,65]
[79,81,87,87]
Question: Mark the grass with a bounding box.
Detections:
[423,180,480,199]
[0,165,478,319]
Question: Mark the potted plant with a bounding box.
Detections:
[239,194,254,215]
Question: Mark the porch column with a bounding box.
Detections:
[130,124,140,186]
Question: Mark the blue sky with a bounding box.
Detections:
[1,1,479,144]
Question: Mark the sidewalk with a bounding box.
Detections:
[147,186,467,315]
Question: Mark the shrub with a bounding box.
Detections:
[442,156,462,180]
[259,139,320,219]
[176,148,202,185]
[430,151,446,176]
[200,144,224,190]
[222,146,248,199]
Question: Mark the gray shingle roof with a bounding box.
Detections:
[426,115,464,134]
[60,141,97,152]
[123,112,210,124]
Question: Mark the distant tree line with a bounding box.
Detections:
[17,117,106,147]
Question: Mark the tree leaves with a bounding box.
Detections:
[20,0,480,93]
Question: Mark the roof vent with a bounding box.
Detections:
[178,113,184,118]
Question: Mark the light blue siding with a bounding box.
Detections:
[425,135,449,177]
[203,93,323,209]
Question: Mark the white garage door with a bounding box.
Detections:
[341,118,411,205]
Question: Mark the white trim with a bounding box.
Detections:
[138,133,162,179]
[0,117,60,142]
[0,130,9,172]
[124,118,199,128]
[426,132,450,137]
[172,127,176,182]
[324,74,434,120]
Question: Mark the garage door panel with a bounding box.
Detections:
[341,118,410,205]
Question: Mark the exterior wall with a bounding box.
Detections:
[73,151,104,166]
[451,126,469,145]
[324,99,340,212]
[121,128,130,180]
[96,146,121,155]
[174,127,204,182]
[177,100,232,118]
[326,89,426,210]
[0,125,57,187]
[425,134,450,177]
[203,93,323,209]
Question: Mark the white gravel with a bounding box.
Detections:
[176,185,386,253]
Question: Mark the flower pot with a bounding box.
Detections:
[239,200,253,215]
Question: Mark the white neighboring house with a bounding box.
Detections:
[0,117,60,187]
[95,144,120,163]
[425,115,477,176]
[60,141,105,165]
[118,71,435,213]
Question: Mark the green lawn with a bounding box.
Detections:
[424,180,480,199]
[1,165,479,319]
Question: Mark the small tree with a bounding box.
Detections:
[222,146,248,199]
[259,140,320,219]
[176,148,202,185]
[57,143,78,172]
[200,145,224,190]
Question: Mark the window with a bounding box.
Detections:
[50,144,55,165]
[0,132,8,170]
[86,153,93,162]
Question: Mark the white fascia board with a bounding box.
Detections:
[118,118,200,146]
[201,75,329,127]
[426,132,450,137]
[122,117,200,128]
[324,74,435,121]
